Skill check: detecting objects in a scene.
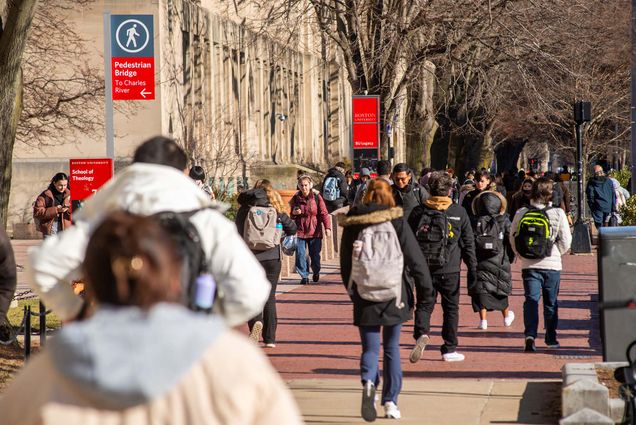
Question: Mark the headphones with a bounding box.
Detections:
[297,175,314,190]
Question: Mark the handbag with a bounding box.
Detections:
[281,235,297,256]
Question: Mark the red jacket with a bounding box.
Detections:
[289,191,331,239]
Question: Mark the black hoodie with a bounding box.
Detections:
[339,203,434,326]
[235,189,297,261]
[322,167,349,212]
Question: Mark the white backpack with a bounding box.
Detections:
[244,206,280,250]
[347,221,405,308]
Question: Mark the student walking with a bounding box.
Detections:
[510,177,572,352]
[236,180,297,347]
[469,190,515,330]
[339,179,433,421]
[290,175,332,284]
[33,172,71,237]
[1,212,302,425]
[408,171,477,363]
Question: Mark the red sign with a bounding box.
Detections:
[352,97,379,123]
[353,123,379,149]
[111,57,155,100]
[69,159,114,206]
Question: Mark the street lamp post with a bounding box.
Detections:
[571,100,592,254]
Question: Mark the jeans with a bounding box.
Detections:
[414,273,460,354]
[359,324,402,404]
[248,259,282,344]
[295,238,322,279]
[522,269,561,344]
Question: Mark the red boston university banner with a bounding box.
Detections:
[69,159,114,212]
[352,95,380,174]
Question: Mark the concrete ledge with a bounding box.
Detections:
[562,380,609,417]
[560,408,614,424]
[562,363,598,387]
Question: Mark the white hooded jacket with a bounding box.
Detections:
[27,163,270,324]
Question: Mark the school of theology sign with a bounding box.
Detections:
[69,158,114,212]
[110,15,155,100]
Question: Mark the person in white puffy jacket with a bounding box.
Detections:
[27,136,270,325]
[510,177,572,353]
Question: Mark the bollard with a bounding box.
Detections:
[24,305,31,360]
[39,301,46,347]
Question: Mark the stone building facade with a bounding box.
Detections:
[8,0,353,233]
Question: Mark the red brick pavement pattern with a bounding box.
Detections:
[267,252,601,380]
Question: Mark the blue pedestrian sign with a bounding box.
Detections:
[111,15,154,58]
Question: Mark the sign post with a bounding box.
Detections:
[352,96,380,175]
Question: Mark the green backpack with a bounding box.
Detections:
[514,207,553,259]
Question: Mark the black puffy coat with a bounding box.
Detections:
[469,191,515,297]
[339,203,434,327]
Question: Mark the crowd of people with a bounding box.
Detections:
[0,137,631,423]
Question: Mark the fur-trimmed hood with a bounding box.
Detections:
[472,190,507,216]
[338,205,403,227]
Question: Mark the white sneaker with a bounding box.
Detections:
[409,334,430,363]
[478,320,488,330]
[442,351,465,362]
[504,311,515,327]
[384,401,401,419]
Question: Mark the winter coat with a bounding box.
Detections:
[392,182,429,220]
[322,166,349,212]
[508,190,531,218]
[510,201,572,271]
[0,228,16,317]
[469,191,515,297]
[27,163,270,325]
[33,188,72,235]
[235,188,297,261]
[0,304,303,425]
[289,191,332,239]
[408,196,478,278]
[339,204,434,327]
[586,176,616,214]
[462,187,497,226]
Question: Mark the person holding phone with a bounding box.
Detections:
[33,172,72,237]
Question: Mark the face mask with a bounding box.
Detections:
[522,189,531,195]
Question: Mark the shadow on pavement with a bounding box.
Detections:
[491,381,561,424]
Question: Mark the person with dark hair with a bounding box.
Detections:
[2,212,303,425]
[28,136,270,327]
[322,161,349,212]
[391,163,429,220]
[508,178,533,217]
[376,160,392,183]
[510,177,572,352]
[408,171,477,363]
[339,179,433,421]
[188,165,215,200]
[33,172,72,237]
[0,227,16,341]
[461,170,493,226]
[236,180,297,347]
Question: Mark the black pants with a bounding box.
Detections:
[248,259,282,344]
[414,272,460,354]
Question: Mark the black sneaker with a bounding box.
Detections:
[524,336,536,352]
[312,273,320,283]
[361,381,377,422]
[300,278,309,285]
[546,341,560,349]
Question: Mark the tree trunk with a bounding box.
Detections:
[405,61,436,169]
[478,121,496,170]
[0,0,38,227]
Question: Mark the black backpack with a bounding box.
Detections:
[415,209,450,267]
[151,209,209,310]
[514,207,554,259]
[474,215,501,259]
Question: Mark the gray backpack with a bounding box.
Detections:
[347,221,405,308]
[244,206,280,250]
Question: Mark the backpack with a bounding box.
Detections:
[244,206,280,251]
[514,207,554,259]
[415,209,450,267]
[151,210,208,310]
[474,215,502,258]
[322,176,340,201]
[347,221,405,308]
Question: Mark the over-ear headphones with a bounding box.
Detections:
[297,175,314,190]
